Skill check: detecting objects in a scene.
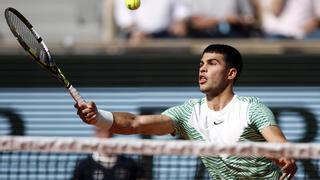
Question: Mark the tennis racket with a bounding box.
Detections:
[5,7,84,104]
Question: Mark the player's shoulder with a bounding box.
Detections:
[236,95,271,113]
[183,98,204,107]
[235,95,262,105]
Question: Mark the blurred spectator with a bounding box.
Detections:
[259,0,320,39]
[186,0,258,38]
[114,0,190,44]
[72,127,140,180]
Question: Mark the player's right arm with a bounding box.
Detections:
[75,101,175,136]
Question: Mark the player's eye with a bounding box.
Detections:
[209,60,218,66]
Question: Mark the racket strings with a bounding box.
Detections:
[7,11,49,66]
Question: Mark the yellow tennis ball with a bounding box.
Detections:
[125,0,140,10]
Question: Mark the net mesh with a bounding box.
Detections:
[0,136,320,179]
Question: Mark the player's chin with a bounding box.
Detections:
[199,85,208,93]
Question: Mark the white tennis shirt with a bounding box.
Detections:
[188,95,249,146]
[162,95,282,179]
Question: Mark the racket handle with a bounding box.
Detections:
[68,85,85,104]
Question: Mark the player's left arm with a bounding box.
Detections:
[250,99,297,179]
[261,126,297,180]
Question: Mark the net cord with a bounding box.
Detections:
[0,136,319,159]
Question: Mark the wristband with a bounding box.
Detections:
[94,109,114,130]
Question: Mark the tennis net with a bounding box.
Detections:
[0,136,319,179]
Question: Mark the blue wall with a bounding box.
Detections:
[1,87,320,142]
[1,87,320,179]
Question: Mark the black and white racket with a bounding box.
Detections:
[5,7,84,104]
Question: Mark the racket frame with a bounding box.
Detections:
[5,7,84,104]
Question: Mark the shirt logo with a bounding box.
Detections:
[213,120,223,125]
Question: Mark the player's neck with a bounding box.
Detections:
[206,90,234,111]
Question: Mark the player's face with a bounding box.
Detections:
[199,52,230,96]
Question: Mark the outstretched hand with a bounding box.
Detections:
[74,101,98,124]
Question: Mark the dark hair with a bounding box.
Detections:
[202,44,243,81]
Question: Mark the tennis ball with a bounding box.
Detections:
[125,0,140,10]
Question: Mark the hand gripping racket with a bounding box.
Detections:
[5,7,84,104]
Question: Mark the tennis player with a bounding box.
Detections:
[75,44,297,179]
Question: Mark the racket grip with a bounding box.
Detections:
[68,85,85,104]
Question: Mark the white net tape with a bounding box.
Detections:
[0,136,319,159]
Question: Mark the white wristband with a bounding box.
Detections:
[95,109,114,130]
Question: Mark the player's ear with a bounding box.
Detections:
[227,68,237,80]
